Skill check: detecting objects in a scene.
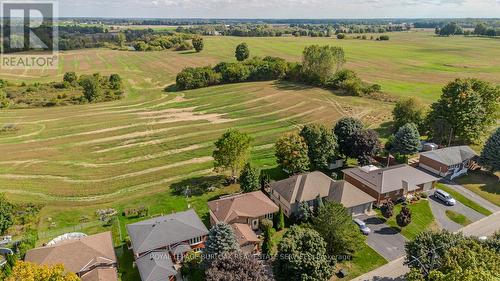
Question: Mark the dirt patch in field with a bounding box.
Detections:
[137,107,232,124]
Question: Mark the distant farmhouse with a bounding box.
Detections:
[270,171,376,217]
[343,164,438,206]
[25,232,118,281]
[419,146,478,180]
[208,191,279,253]
[127,209,208,281]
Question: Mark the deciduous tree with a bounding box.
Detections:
[426,78,499,144]
[235,43,250,61]
[275,132,310,174]
[192,36,204,52]
[312,202,364,256]
[213,129,252,178]
[301,45,346,84]
[274,226,334,281]
[392,97,426,133]
[299,123,337,170]
[206,252,269,281]
[351,129,381,166]
[0,193,13,235]
[334,117,364,160]
[80,75,101,102]
[7,262,79,281]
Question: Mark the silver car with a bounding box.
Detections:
[353,218,371,235]
[434,189,456,206]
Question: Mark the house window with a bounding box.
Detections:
[189,236,201,245]
[265,213,273,220]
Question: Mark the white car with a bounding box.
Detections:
[353,218,371,235]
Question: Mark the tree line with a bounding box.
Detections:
[175,43,383,98]
[436,22,499,37]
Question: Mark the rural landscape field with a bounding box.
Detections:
[0,26,499,280]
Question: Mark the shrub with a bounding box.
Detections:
[379,35,390,40]
[176,67,221,90]
[214,62,250,83]
[337,33,346,39]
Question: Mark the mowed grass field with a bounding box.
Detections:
[0,30,498,241]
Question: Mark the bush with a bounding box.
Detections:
[214,62,250,83]
[337,33,346,39]
[379,35,390,40]
[176,67,221,90]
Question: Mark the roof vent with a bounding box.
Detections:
[360,165,379,173]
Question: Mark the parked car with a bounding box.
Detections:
[353,218,371,235]
[434,189,456,206]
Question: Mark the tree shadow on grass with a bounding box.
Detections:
[179,50,198,55]
[374,121,394,139]
[170,175,226,196]
[272,80,317,92]
[164,83,178,92]
[261,166,288,181]
[458,171,500,195]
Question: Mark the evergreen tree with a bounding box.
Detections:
[297,201,311,223]
[204,223,239,264]
[239,163,260,193]
[261,227,274,257]
[315,194,324,216]
[392,123,421,155]
[479,128,500,172]
[274,207,285,231]
[396,206,412,228]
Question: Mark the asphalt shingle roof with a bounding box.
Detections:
[136,251,177,281]
[420,146,477,166]
[126,209,208,255]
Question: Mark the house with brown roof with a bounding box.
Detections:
[207,191,279,253]
[25,231,118,281]
[343,164,439,205]
[419,146,478,180]
[126,209,209,281]
[270,171,376,217]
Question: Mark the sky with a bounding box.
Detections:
[58,0,500,19]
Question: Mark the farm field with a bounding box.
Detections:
[0,30,498,245]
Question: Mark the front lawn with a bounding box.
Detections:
[376,200,437,240]
[455,171,500,207]
[436,183,493,216]
[332,242,387,280]
[445,210,472,226]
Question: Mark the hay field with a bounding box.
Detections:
[0,30,498,237]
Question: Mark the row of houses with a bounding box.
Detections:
[22,145,477,281]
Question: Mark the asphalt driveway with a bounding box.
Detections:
[358,215,407,261]
[428,194,485,232]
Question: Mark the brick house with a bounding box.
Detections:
[207,191,279,253]
[343,164,439,206]
[419,146,478,180]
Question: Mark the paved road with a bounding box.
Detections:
[440,180,500,213]
[358,215,407,261]
[428,194,485,232]
[352,211,500,281]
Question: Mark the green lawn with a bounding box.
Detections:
[455,171,500,207]
[436,183,493,216]
[332,242,388,280]
[376,200,437,240]
[445,210,472,226]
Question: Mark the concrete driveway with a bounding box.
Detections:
[358,215,407,261]
[428,194,485,232]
